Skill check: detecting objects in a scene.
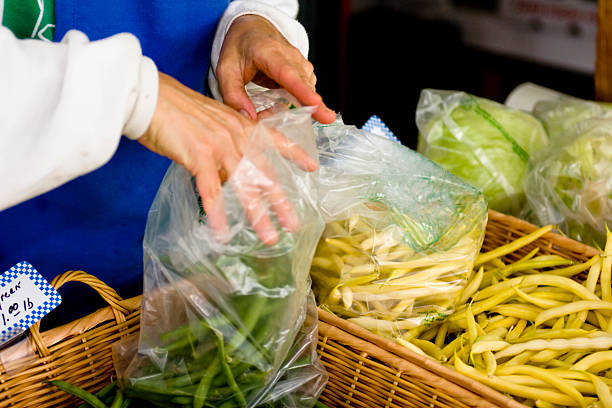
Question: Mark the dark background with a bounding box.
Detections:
[297,1,596,150]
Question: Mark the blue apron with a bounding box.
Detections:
[0,0,229,321]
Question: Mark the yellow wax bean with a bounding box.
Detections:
[488,257,506,269]
[466,304,479,345]
[311,256,335,271]
[501,375,595,396]
[458,266,483,305]
[602,226,612,303]
[454,357,580,406]
[529,349,565,363]
[347,316,419,332]
[496,336,612,360]
[490,304,543,321]
[419,326,438,342]
[530,291,575,303]
[325,221,347,237]
[483,350,497,376]
[485,316,518,333]
[475,225,554,267]
[512,287,565,309]
[340,286,353,309]
[325,238,360,254]
[495,365,586,407]
[547,255,599,278]
[474,274,600,302]
[387,298,414,320]
[535,301,612,327]
[534,401,559,408]
[562,352,587,365]
[347,214,360,233]
[471,340,509,354]
[500,350,535,367]
[508,328,591,344]
[506,320,528,342]
[551,317,565,331]
[587,372,612,408]
[394,337,427,357]
[434,322,449,349]
[572,350,612,372]
[450,288,516,323]
[411,339,445,362]
[491,257,574,280]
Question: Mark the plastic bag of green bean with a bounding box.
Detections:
[114,106,327,408]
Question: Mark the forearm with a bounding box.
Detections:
[208,0,307,101]
[0,27,158,211]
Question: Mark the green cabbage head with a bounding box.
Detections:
[416,89,549,215]
[525,98,612,247]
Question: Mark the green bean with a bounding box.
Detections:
[216,333,247,407]
[119,397,131,408]
[49,380,108,408]
[77,382,117,408]
[110,390,124,408]
[193,357,221,408]
[315,401,332,408]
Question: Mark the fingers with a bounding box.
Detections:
[268,126,318,172]
[194,154,229,241]
[229,160,279,245]
[256,52,336,124]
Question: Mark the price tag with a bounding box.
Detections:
[0,262,61,344]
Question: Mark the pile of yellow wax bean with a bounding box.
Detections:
[409,225,612,408]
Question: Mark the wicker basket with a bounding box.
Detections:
[0,210,600,408]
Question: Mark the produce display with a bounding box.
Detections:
[406,223,612,407]
[416,89,549,215]
[311,117,487,345]
[113,108,327,408]
[524,97,612,248]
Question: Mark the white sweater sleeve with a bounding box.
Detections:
[207,0,308,101]
[0,27,158,211]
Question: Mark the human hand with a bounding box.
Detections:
[216,14,336,124]
[139,72,318,245]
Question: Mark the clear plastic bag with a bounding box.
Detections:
[524,98,612,248]
[114,107,326,408]
[416,89,549,215]
[310,118,487,344]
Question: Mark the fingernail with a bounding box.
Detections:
[239,109,250,119]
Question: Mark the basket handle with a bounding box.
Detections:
[28,270,129,357]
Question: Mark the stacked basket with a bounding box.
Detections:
[0,210,600,408]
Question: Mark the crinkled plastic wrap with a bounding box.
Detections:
[310,118,487,346]
[416,89,549,215]
[524,98,612,248]
[114,107,327,408]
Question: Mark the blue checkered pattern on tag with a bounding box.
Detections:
[0,262,62,343]
[361,115,400,144]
